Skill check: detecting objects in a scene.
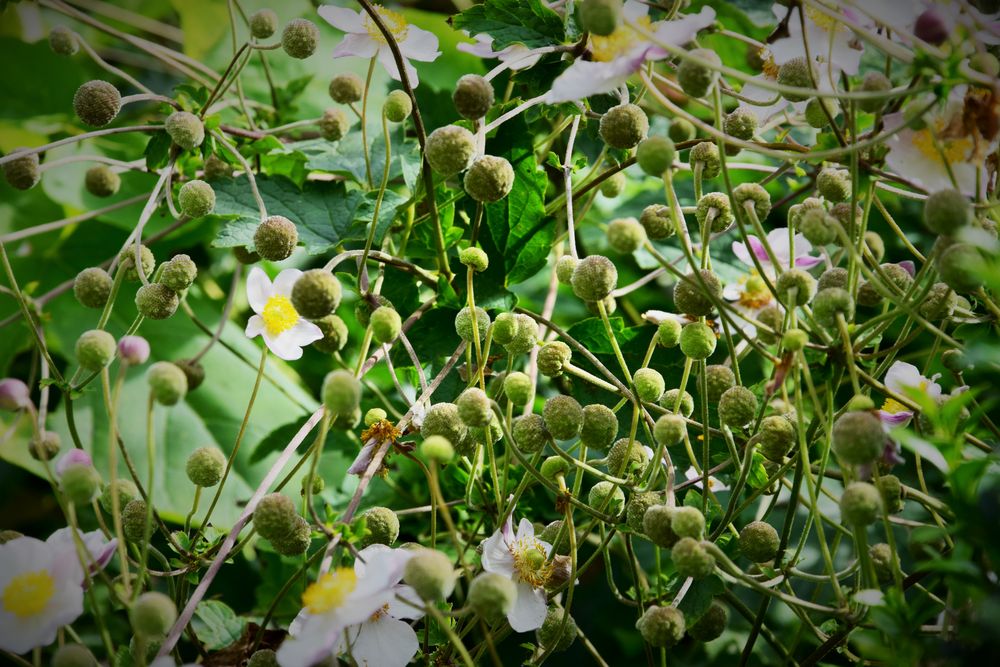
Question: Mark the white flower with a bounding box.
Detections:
[684,466,729,492]
[333,545,424,667]
[318,4,441,87]
[878,361,942,426]
[731,227,822,276]
[45,528,117,582]
[545,2,715,103]
[458,34,544,70]
[481,514,552,632]
[883,87,996,197]
[0,536,85,654]
[641,310,689,325]
[245,267,323,361]
[722,271,781,338]
[277,546,413,667]
[862,0,1000,46]
[768,2,864,77]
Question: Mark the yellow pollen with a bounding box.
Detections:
[3,570,54,618]
[364,5,408,43]
[262,294,299,336]
[511,538,552,588]
[881,398,909,415]
[738,274,773,310]
[302,568,357,614]
[805,5,843,33]
[591,16,653,62]
[912,128,973,166]
[761,53,780,79]
[369,603,390,622]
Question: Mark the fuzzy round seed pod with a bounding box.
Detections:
[633,368,665,403]
[73,80,121,127]
[816,167,851,203]
[468,572,517,622]
[858,263,913,307]
[73,267,113,309]
[777,57,816,102]
[571,255,617,301]
[804,96,839,128]
[553,257,578,290]
[586,295,618,317]
[453,74,494,120]
[322,369,361,416]
[775,268,816,306]
[464,155,515,203]
[831,410,885,466]
[798,208,839,246]
[877,474,904,513]
[659,389,694,417]
[160,254,198,292]
[147,361,188,405]
[718,386,758,429]
[121,498,148,542]
[537,341,572,377]
[778,329,806,352]
[724,106,757,141]
[653,413,686,447]
[318,108,350,141]
[289,270,341,321]
[309,314,347,354]
[671,506,705,539]
[606,217,646,254]
[579,0,623,36]
[454,306,490,344]
[641,505,677,547]
[637,605,685,647]
[733,183,771,221]
[76,329,116,371]
[688,600,728,642]
[840,482,882,526]
[404,549,456,601]
[703,364,735,403]
[588,480,626,515]
[282,18,319,58]
[627,491,663,533]
[131,592,177,639]
[164,111,205,151]
[657,319,682,348]
[99,479,139,515]
[422,402,467,447]
[29,430,61,461]
[503,372,533,406]
[247,649,279,667]
[607,437,648,476]
[538,606,577,651]
[84,164,120,197]
[383,90,412,123]
[636,136,675,176]
[937,243,985,293]
[169,359,202,393]
[135,283,179,320]
[504,314,539,355]
[599,103,649,149]
[942,348,970,372]
[858,71,891,113]
[543,395,584,441]
[540,455,570,482]
[185,447,225,487]
[425,125,477,177]
[491,312,519,347]
[665,120,694,145]
[914,8,949,44]
[812,287,854,328]
[254,215,298,261]
[203,154,233,181]
[512,414,549,454]
[829,201,863,229]
[739,520,779,562]
[233,246,260,265]
[673,269,722,317]
[759,415,795,462]
[253,493,298,540]
[272,516,311,555]
[459,247,489,272]
[52,644,95,667]
[421,435,455,464]
[680,321,716,360]
[49,26,79,56]
[540,520,571,555]
[370,306,402,344]
[678,49,722,98]
[755,304,783,344]
[2,150,40,190]
[600,171,626,197]
[579,404,617,452]
[639,204,673,240]
[328,73,364,104]
[249,8,278,38]
[817,267,848,292]
[695,193,735,233]
[456,387,491,428]
[922,189,972,235]
[672,537,715,578]
[357,296,391,328]
[689,141,721,179]
[359,506,399,547]
[869,543,895,584]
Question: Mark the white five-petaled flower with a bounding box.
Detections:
[545,2,716,103]
[245,267,323,361]
[768,2,864,77]
[732,227,823,277]
[878,361,942,426]
[458,33,545,71]
[45,528,117,583]
[318,4,441,87]
[684,465,730,492]
[481,514,552,632]
[277,546,413,667]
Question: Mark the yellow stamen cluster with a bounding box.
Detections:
[511,538,552,588]
[590,16,654,62]
[361,419,402,446]
[369,602,391,622]
[364,5,408,43]
[3,570,55,618]
[303,567,357,614]
[262,295,299,336]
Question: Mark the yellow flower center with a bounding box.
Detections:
[881,398,909,414]
[738,274,773,310]
[912,128,973,167]
[511,538,552,588]
[303,567,357,614]
[761,52,780,80]
[364,5,408,44]
[262,295,299,336]
[3,570,55,618]
[591,16,654,62]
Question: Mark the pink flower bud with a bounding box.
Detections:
[914,9,949,45]
[118,335,150,365]
[0,378,31,411]
[55,448,93,478]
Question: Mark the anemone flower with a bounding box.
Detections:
[481,513,552,632]
[731,227,823,275]
[245,267,323,361]
[878,361,942,426]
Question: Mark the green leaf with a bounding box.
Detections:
[565,317,639,356]
[452,0,566,50]
[144,132,172,171]
[191,600,246,651]
[290,126,422,191]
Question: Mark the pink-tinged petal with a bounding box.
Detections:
[507,583,547,632]
[731,239,754,267]
[0,378,31,410]
[499,45,543,70]
[55,449,93,477]
[884,361,921,395]
[500,513,515,544]
[794,255,824,268]
[747,236,771,262]
[879,410,913,426]
[653,6,716,47]
[481,528,515,578]
[262,330,304,361]
[545,50,650,103]
[332,33,379,59]
[400,26,441,62]
[272,268,303,297]
[351,615,419,667]
[317,5,365,33]
[458,34,495,57]
[246,267,271,313]
[245,314,264,339]
[387,584,424,620]
[899,260,915,276]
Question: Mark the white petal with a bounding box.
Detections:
[623,0,649,21]
[507,583,547,632]
[276,615,343,667]
[246,267,272,313]
[262,330,303,361]
[317,5,365,33]
[514,518,535,542]
[351,548,413,599]
[654,7,716,47]
[286,318,324,347]
[481,529,515,578]
[332,33,380,59]
[355,544,392,578]
[350,616,419,667]
[245,314,265,339]
[387,584,424,621]
[545,54,647,103]
[377,47,419,86]
[400,26,441,62]
[272,268,303,298]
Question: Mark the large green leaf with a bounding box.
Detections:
[290,126,422,192]
[452,0,566,50]
[191,600,246,651]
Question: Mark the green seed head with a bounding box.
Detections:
[73,267,113,309]
[421,435,455,464]
[185,446,225,487]
[636,605,686,647]
[130,592,177,639]
[503,371,533,406]
[782,328,809,351]
[812,287,854,328]
[147,361,188,405]
[668,118,696,143]
[607,437,648,477]
[426,125,477,177]
[76,329,116,371]
[329,73,364,104]
[877,473,904,514]
[464,155,515,202]
[457,387,491,427]
[680,321,717,360]
[672,536,715,578]
[121,499,148,543]
[360,506,400,547]
[292,270,342,320]
[817,267,848,292]
[674,269,722,317]
[571,254,618,301]
[739,520,779,562]
[599,103,649,149]
[49,26,79,56]
[671,506,706,540]
[733,183,771,221]
[657,318,682,348]
[695,192,735,233]
[421,403,467,448]
[588,480,626,515]
[160,254,198,292]
[653,413,686,447]
[459,246,489,272]
[758,414,795,462]
[2,149,40,191]
[504,313,539,355]
[719,385,758,429]
[543,394,584,441]
[135,283,179,320]
[581,403,618,452]
[313,314,349,354]
[281,18,319,59]
[453,74,494,120]
[319,108,350,141]
[271,515,311,556]
[600,171,627,198]
[677,49,722,98]
[540,455,570,482]
[204,154,233,180]
[606,217,646,254]
[539,605,578,652]
[555,255,578,285]
[775,268,816,307]
[322,369,361,416]
[52,644,95,667]
[454,306,490,343]
[254,215,298,261]
[118,244,155,282]
[688,600,729,642]
[704,364,735,403]
[249,9,279,38]
[640,204,674,240]
[923,189,973,235]
[805,96,839,128]
[636,135,675,176]
[633,368,665,403]
[84,164,121,198]
[832,410,885,466]
[247,649,279,667]
[233,246,260,264]
[659,389,694,417]
[537,341,572,377]
[627,491,664,533]
[689,141,721,179]
[468,572,518,622]
[384,90,412,123]
[99,479,139,515]
[816,167,851,203]
[578,0,623,36]
[798,208,839,246]
[858,71,891,113]
[869,542,895,584]
[164,111,205,151]
[403,548,456,601]
[512,413,549,453]
[724,106,757,141]
[370,306,402,344]
[937,243,985,293]
[777,57,816,102]
[840,481,882,526]
[73,80,121,127]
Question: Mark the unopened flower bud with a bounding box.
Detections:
[804,96,839,128]
[639,204,673,240]
[538,605,577,651]
[840,481,882,526]
[0,378,30,412]
[322,369,361,416]
[680,321,716,359]
[2,149,40,190]
[637,605,685,647]
[600,171,626,197]
[937,243,985,293]
[73,267,113,309]
[923,189,972,235]
[454,306,490,343]
[588,480,625,514]
[914,8,949,45]
[160,254,198,292]
[627,491,663,533]
[282,18,319,59]
[464,155,515,203]
[51,644,94,667]
[503,371,533,406]
[313,314,349,353]
[164,111,205,151]
[383,90,412,123]
[249,9,278,39]
[426,125,477,177]
[85,164,121,198]
[653,413,686,448]
[421,435,454,463]
[817,167,851,202]
[660,389,694,417]
[329,73,364,104]
[688,600,729,642]
[724,106,757,141]
[540,455,570,482]
[599,103,648,149]
[718,385,757,429]
[581,404,618,451]
[869,543,895,584]
[877,474,904,513]
[247,649,279,667]
[147,361,188,405]
[668,118,696,143]
[695,192,734,232]
[29,430,61,461]
[99,479,138,515]
[76,329,116,371]
[607,437,648,476]
[571,254,617,301]
[456,387,491,427]
[543,395,583,440]
[579,0,623,36]
[453,74,494,120]
[49,26,78,56]
[459,246,489,272]
[253,493,299,541]
[403,548,456,601]
[117,336,150,365]
[812,287,854,328]
[135,283,179,320]
[606,217,646,253]
[775,268,816,306]
[74,80,121,127]
[671,506,705,539]
[733,182,771,221]
[130,592,177,639]
[61,461,102,505]
[422,403,467,447]
[204,154,233,180]
[121,498,148,543]
[512,414,549,453]
[360,506,399,547]
[739,520,779,562]
[636,136,675,176]
[468,572,518,621]
[537,341,572,378]
[370,305,402,344]
[254,215,298,261]
[858,71,891,113]
[503,313,538,355]
[186,446,225,487]
[634,368,665,403]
